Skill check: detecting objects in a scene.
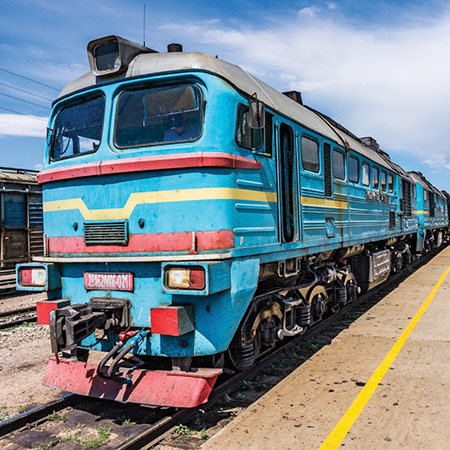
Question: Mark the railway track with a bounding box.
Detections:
[0,246,444,449]
[0,270,17,297]
[0,306,37,330]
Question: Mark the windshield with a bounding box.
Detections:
[50,96,105,160]
[115,84,202,148]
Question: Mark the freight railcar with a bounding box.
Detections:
[0,167,43,268]
[16,35,448,407]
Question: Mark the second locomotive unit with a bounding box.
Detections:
[17,35,448,407]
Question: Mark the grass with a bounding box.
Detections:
[303,341,322,352]
[192,416,205,428]
[0,405,10,422]
[174,424,195,435]
[17,404,35,414]
[82,427,111,449]
[65,426,111,449]
[241,380,254,391]
[116,415,136,425]
[47,411,67,422]
[200,428,209,440]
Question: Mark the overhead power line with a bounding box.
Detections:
[0,92,50,110]
[0,81,53,101]
[0,105,48,122]
[0,66,60,92]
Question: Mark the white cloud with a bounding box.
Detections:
[0,114,48,138]
[34,163,43,171]
[160,13,450,163]
[298,7,320,17]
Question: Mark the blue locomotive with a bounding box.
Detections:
[16,35,448,407]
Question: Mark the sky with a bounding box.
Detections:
[1,0,450,191]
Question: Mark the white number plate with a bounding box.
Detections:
[84,272,134,291]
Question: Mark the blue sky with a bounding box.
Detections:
[1,0,450,191]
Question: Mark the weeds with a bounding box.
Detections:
[241,380,254,391]
[65,426,110,449]
[200,428,209,440]
[82,427,111,449]
[0,406,10,422]
[116,415,136,425]
[18,404,34,414]
[174,424,195,435]
[47,411,67,422]
[192,416,205,428]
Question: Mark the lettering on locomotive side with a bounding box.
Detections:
[83,272,134,291]
[365,190,389,203]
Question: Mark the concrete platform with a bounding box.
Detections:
[202,247,450,450]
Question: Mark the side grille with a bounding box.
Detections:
[84,221,128,245]
[429,192,435,217]
[389,211,396,229]
[400,179,412,216]
[323,142,332,198]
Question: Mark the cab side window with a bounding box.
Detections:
[362,162,370,186]
[388,174,394,192]
[372,166,379,189]
[301,137,319,172]
[349,155,359,183]
[380,171,387,191]
[333,149,345,180]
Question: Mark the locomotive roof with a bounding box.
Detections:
[408,171,444,197]
[60,51,404,175]
[0,168,38,184]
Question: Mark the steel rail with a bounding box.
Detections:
[116,246,447,449]
[0,246,444,448]
[0,394,78,437]
[0,314,37,330]
[0,305,36,319]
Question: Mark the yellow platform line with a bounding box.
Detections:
[43,187,278,221]
[318,263,450,450]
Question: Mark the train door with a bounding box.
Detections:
[1,190,27,266]
[277,123,297,242]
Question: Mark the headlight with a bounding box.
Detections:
[166,267,205,290]
[19,267,47,287]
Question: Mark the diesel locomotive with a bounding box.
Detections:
[16,35,448,407]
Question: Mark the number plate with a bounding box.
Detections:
[84,272,134,291]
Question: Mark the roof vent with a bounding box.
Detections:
[167,43,183,53]
[361,136,380,151]
[282,90,303,105]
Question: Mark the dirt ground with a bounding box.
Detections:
[0,292,62,419]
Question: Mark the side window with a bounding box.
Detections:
[424,189,428,202]
[412,184,416,198]
[388,174,394,193]
[372,166,379,189]
[362,162,370,186]
[236,105,263,150]
[349,155,359,183]
[301,136,319,172]
[333,149,345,180]
[380,171,387,191]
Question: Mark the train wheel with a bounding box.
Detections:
[228,301,282,371]
[344,274,358,303]
[307,285,328,323]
